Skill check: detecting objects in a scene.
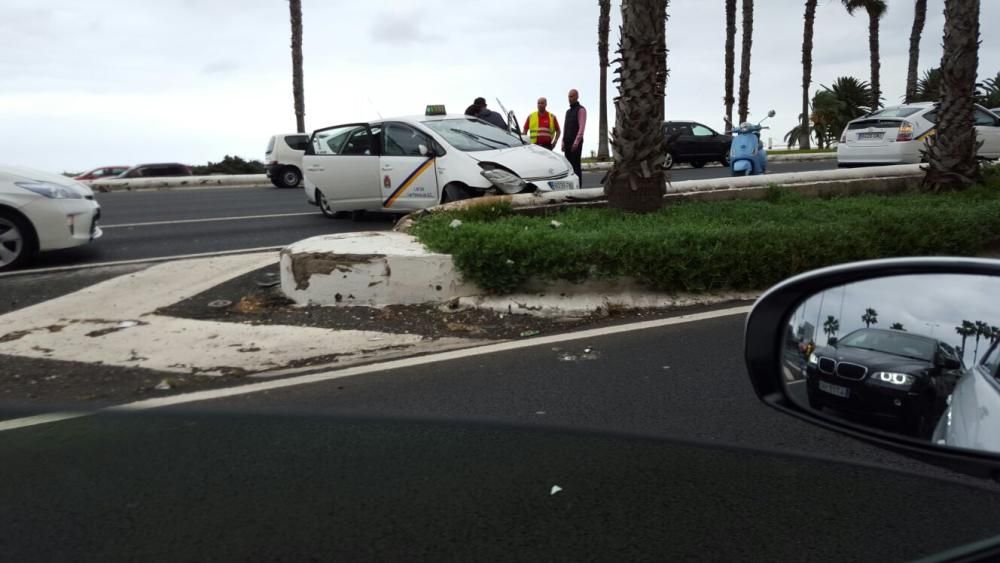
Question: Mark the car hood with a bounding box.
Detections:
[0,165,95,197]
[468,144,572,179]
[817,345,932,375]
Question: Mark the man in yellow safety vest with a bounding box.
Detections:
[522,97,561,150]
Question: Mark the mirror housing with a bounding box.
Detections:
[744,257,1000,481]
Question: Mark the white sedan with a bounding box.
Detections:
[837,102,1000,166]
[303,109,580,218]
[0,165,102,271]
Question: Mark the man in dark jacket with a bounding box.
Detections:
[471,97,509,130]
[562,89,586,181]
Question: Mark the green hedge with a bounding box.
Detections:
[412,169,1000,294]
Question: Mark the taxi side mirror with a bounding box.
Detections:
[418,144,430,156]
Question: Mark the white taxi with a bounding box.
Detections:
[303,106,580,217]
[837,102,1000,167]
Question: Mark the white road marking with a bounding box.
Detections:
[0,246,284,278]
[101,211,317,229]
[0,305,751,432]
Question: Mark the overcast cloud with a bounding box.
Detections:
[2,0,998,173]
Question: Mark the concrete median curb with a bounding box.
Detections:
[88,174,273,192]
[581,151,837,171]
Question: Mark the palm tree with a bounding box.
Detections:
[597,0,611,160]
[656,2,670,122]
[784,116,812,150]
[923,0,981,192]
[819,77,874,141]
[823,315,840,342]
[810,90,845,148]
[890,322,905,330]
[974,320,991,363]
[990,325,1000,346]
[905,0,929,103]
[861,307,878,328]
[724,0,737,131]
[841,0,888,112]
[289,0,305,133]
[606,0,668,213]
[912,68,943,103]
[956,320,977,363]
[737,0,754,123]
[799,0,818,150]
[977,71,1000,108]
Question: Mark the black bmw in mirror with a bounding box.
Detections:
[745,258,1000,480]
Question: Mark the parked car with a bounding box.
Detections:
[661,121,731,169]
[805,327,963,437]
[74,166,130,182]
[304,107,579,219]
[265,133,309,189]
[0,164,102,271]
[116,163,192,179]
[837,102,1000,166]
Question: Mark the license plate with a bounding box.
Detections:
[857,132,884,140]
[819,380,850,398]
[548,180,575,191]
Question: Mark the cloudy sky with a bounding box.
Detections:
[792,274,1000,363]
[3,0,999,173]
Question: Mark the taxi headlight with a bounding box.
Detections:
[480,167,526,194]
[15,181,84,200]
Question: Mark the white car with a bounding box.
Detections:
[837,102,1000,167]
[265,133,309,189]
[303,108,579,218]
[0,165,102,271]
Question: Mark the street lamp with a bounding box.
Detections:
[924,322,941,337]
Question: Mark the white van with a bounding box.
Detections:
[265,133,310,188]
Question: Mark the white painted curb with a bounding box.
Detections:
[581,151,837,171]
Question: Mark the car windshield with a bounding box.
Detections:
[421,118,524,152]
[838,330,937,362]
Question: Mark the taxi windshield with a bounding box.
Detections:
[422,118,524,152]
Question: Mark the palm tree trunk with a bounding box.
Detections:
[923,0,981,192]
[606,0,667,213]
[800,0,817,150]
[597,0,611,160]
[724,0,737,132]
[289,0,305,133]
[738,0,753,123]
[867,9,881,111]
[656,2,670,122]
[905,0,928,104]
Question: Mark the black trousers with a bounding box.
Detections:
[563,144,583,180]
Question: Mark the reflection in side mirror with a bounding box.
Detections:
[781,274,1000,453]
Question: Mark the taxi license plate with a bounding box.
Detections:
[548,180,575,191]
[857,132,884,140]
[819,380,850,398]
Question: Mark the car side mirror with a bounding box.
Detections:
[744,259,1000,481]
[418,144,430,156]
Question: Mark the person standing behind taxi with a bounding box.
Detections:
[522,97,561,150]
[562,89,586,180]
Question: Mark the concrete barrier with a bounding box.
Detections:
[88,174,272,192]
[581,151,837,171]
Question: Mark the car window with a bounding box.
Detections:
[383,123,430,157]
[285,135,309,151]
[839,330,936,362]
[923,110,938,123]
[868,107,922,118]
[691,125,715,137]
[975,109,999,126]
[312,125,369,155]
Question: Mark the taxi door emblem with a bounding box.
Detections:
[384,175,391,189]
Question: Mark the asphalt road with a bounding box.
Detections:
[3,310,1000,561]
[16,160,836,272]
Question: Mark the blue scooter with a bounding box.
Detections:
[726,110,775,176]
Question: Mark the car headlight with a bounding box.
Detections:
[870,372,915,386]
[479,166,526,194]
[808,352,818,365]
[15,180,84,199]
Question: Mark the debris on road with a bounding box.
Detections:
[449,219,463,229]
[208,300,233,309]
[520,330,541,338]
[550,220,563,229]
[550,485,563,496]
[154,379,172,391]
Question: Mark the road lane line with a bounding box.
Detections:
[0,246,284,278]
[101,211,317,229]
[0,305,752,432]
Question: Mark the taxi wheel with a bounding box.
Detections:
[0,210,37,272]
[442,184,473,204]
[317,190,338,218]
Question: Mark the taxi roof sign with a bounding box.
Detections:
[425,104,447,116]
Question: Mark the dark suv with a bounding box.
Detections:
[662,121,732,169]
[117,163,192,179]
